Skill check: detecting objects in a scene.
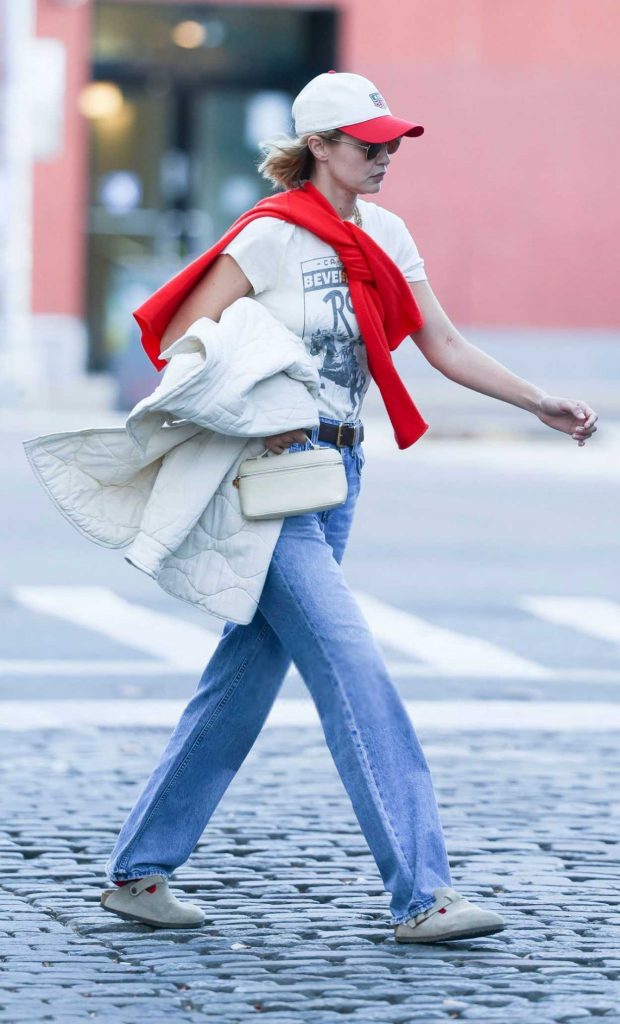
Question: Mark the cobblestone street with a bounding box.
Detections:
[1,724,619,1023]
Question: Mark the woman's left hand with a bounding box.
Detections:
[535,395,598,446]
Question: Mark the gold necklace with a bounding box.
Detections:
[352,204,362,227]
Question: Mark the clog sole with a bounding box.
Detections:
[101,902,205,928]
[395,920,505,943]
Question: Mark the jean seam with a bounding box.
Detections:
[391,894,437,925]
[269,549,416,899]
[115,618,271,874]
[107,866,171,883]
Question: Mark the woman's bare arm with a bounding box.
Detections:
[408,281,546,411]
[160,254,253,354]
[408,280,597,444]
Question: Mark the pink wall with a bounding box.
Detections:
[241,0,620,326]
[341,0,620,327]
[33,0,92,316]
[33,0,620,328]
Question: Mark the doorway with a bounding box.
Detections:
[85,1,338,403]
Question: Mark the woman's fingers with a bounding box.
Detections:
[569,403,598,441]
[572,426,597,443]
[263,428,309,453]
[574,403,598,428]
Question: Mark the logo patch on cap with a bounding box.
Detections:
[369,92,387,109]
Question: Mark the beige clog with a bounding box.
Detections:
[101,874,205,928]
[394,886,505,943]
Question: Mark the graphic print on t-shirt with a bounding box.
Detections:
[301,255,370,421]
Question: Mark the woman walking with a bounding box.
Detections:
[101,71,598,942]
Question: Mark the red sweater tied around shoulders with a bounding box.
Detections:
[133,181,429,450]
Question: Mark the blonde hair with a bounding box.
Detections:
[257,128,344,191]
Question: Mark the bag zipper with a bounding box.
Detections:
[233,458,340,489]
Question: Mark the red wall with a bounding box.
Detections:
[33,0,620,328]
[33,0,92,317]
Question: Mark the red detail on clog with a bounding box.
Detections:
[113,878,157,893]
[438,907,447,914]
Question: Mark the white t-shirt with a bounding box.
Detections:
[223,198,427,423]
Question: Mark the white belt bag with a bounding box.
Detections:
[232,441,348,520]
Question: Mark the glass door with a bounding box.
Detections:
[86,1,338,404]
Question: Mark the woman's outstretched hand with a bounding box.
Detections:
[263,429,309,454]
[535,395,598,446]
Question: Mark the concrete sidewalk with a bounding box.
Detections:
[1,723,619,1022]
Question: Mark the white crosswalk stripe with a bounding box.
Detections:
[0,699,618,731]
[0,659,619,683]
[7,586,620,682]
[0,659,181,677]
[521,595,620,645]
[13,586,221,670]
[353,590,552,678]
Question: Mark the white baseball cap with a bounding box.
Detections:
[292,70,424,143]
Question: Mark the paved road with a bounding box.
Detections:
[1,727,619,1022]
[0,412,619,1021]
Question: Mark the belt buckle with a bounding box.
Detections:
[336,423,344,447]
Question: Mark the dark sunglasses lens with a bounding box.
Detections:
[365,137,402,159]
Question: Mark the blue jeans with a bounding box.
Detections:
[105,415,452,924]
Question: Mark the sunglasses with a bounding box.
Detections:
[328,136,402,161]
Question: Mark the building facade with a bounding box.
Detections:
[3,0,620,406]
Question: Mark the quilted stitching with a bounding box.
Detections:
[23,298,320,624]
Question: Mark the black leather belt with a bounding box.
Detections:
[310,421,364,447]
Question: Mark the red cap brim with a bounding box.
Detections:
[339,115,424,142]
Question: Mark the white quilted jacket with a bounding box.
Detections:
[23,298,321,624]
